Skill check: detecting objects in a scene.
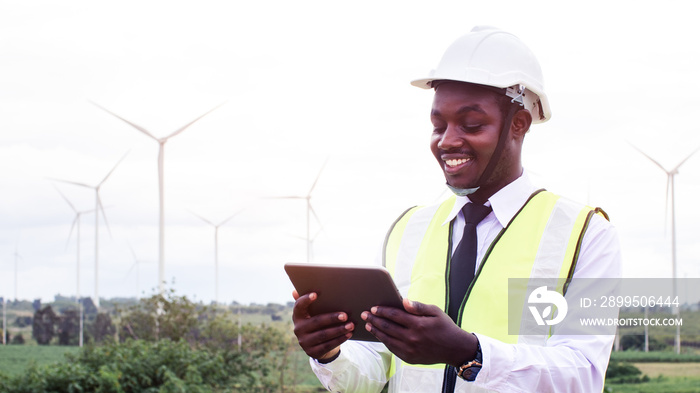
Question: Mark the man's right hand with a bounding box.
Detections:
[292,290,355,361]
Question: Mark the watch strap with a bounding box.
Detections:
[456,334,482,382]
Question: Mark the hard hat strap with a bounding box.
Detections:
[475,102,520,186]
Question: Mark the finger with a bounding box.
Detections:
[292,290,300,300]
[363,319,405,351]
[297,321,354,358]
[303,330,352,359]
[368,304,423,327]
[361,310,407,340]
[292,292,317,319]
[401,299,442,317]
[294,310,350,340]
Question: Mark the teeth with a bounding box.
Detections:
[445,158,470,167]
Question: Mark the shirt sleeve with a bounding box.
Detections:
[309,341,392,393]
[474,213,622,392]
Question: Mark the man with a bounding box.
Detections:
[292,26,621,393]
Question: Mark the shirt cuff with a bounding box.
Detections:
[472,333,516,390]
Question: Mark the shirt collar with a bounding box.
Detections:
[441,171,539,227]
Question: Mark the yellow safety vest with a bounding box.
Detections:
[381,190,607,392]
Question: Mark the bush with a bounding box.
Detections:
[10,333,25,345]
[605,360,650,384]
[13,316,32,328]
[0,339,255,392]
[2,291,313,392]
[620,334,669,351]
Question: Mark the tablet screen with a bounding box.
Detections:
[285,263,403,341]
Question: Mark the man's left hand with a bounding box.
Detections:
[361,298,477,367]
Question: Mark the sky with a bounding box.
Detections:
[1,0,699,307]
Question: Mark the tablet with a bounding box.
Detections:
[284,263,404,342]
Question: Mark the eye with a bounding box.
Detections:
[431,120,446,134]
[461,124,483,133]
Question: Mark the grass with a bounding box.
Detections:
[0,346,79,377]
[611,351,700,363]
[607,376,700,393]
[607,350,700,392]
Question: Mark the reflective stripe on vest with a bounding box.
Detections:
[381,190,605,391]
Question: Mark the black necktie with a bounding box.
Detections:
[447,202,492,322]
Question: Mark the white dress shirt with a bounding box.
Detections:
[309,173,622,393]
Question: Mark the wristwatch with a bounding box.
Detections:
[456,335,482,382]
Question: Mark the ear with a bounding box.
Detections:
[510,109,532,139]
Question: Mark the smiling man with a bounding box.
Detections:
[292,26,621,393]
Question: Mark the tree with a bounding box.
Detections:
[118,289,199,342]
[57,309,79,345]
[89,312,115,343]
[32,306,57,345]
[82,297,97,316]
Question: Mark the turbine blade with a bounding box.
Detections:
[50,177,93,189]
[66,217,78,250]
[128,243,138,261]
[90,101,159,141]
[219,208,245,227]
[629,143,669,173]
[164,102,227,140]
[309,203,322,226]
[97,194,112,238]
[190,210,215,227]
[308,158,329,195]
[671,145,700,173]
[53,185,77,212]
[98,151,129,187]
[311,225,324,241]
[124,262,138,280]
[287,233,306,241]
[264,196,304,200]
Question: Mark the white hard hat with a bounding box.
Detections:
[412,26,551,124]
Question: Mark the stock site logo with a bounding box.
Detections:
[528,286,568,326]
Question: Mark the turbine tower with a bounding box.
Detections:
[2,296,5,345]
[191,211,242,305]
[270,159,328,263]
[12,242,22,302]
[53,153,127,307]
[91,102,225,296]
[632,144,699,355]
[55,186,94,347]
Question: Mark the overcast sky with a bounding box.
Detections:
[1,0,699,306]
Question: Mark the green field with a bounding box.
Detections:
[606,351,700,393]
[607,375,700,393]
[0,346,80,377]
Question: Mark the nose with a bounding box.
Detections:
[437,124,464,151]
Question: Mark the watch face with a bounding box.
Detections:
[457,361,482,382]
[462,367,479,381]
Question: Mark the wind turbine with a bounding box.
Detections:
[55,186,94,347]
[90,101,226,297]
[124,243,153,300]
[269,160,328,263]
[52,152,127,307]
[632,144,700,355]
[288,225,323,263]
[191,210,242,305]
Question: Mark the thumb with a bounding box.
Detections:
[403,298,438,316]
